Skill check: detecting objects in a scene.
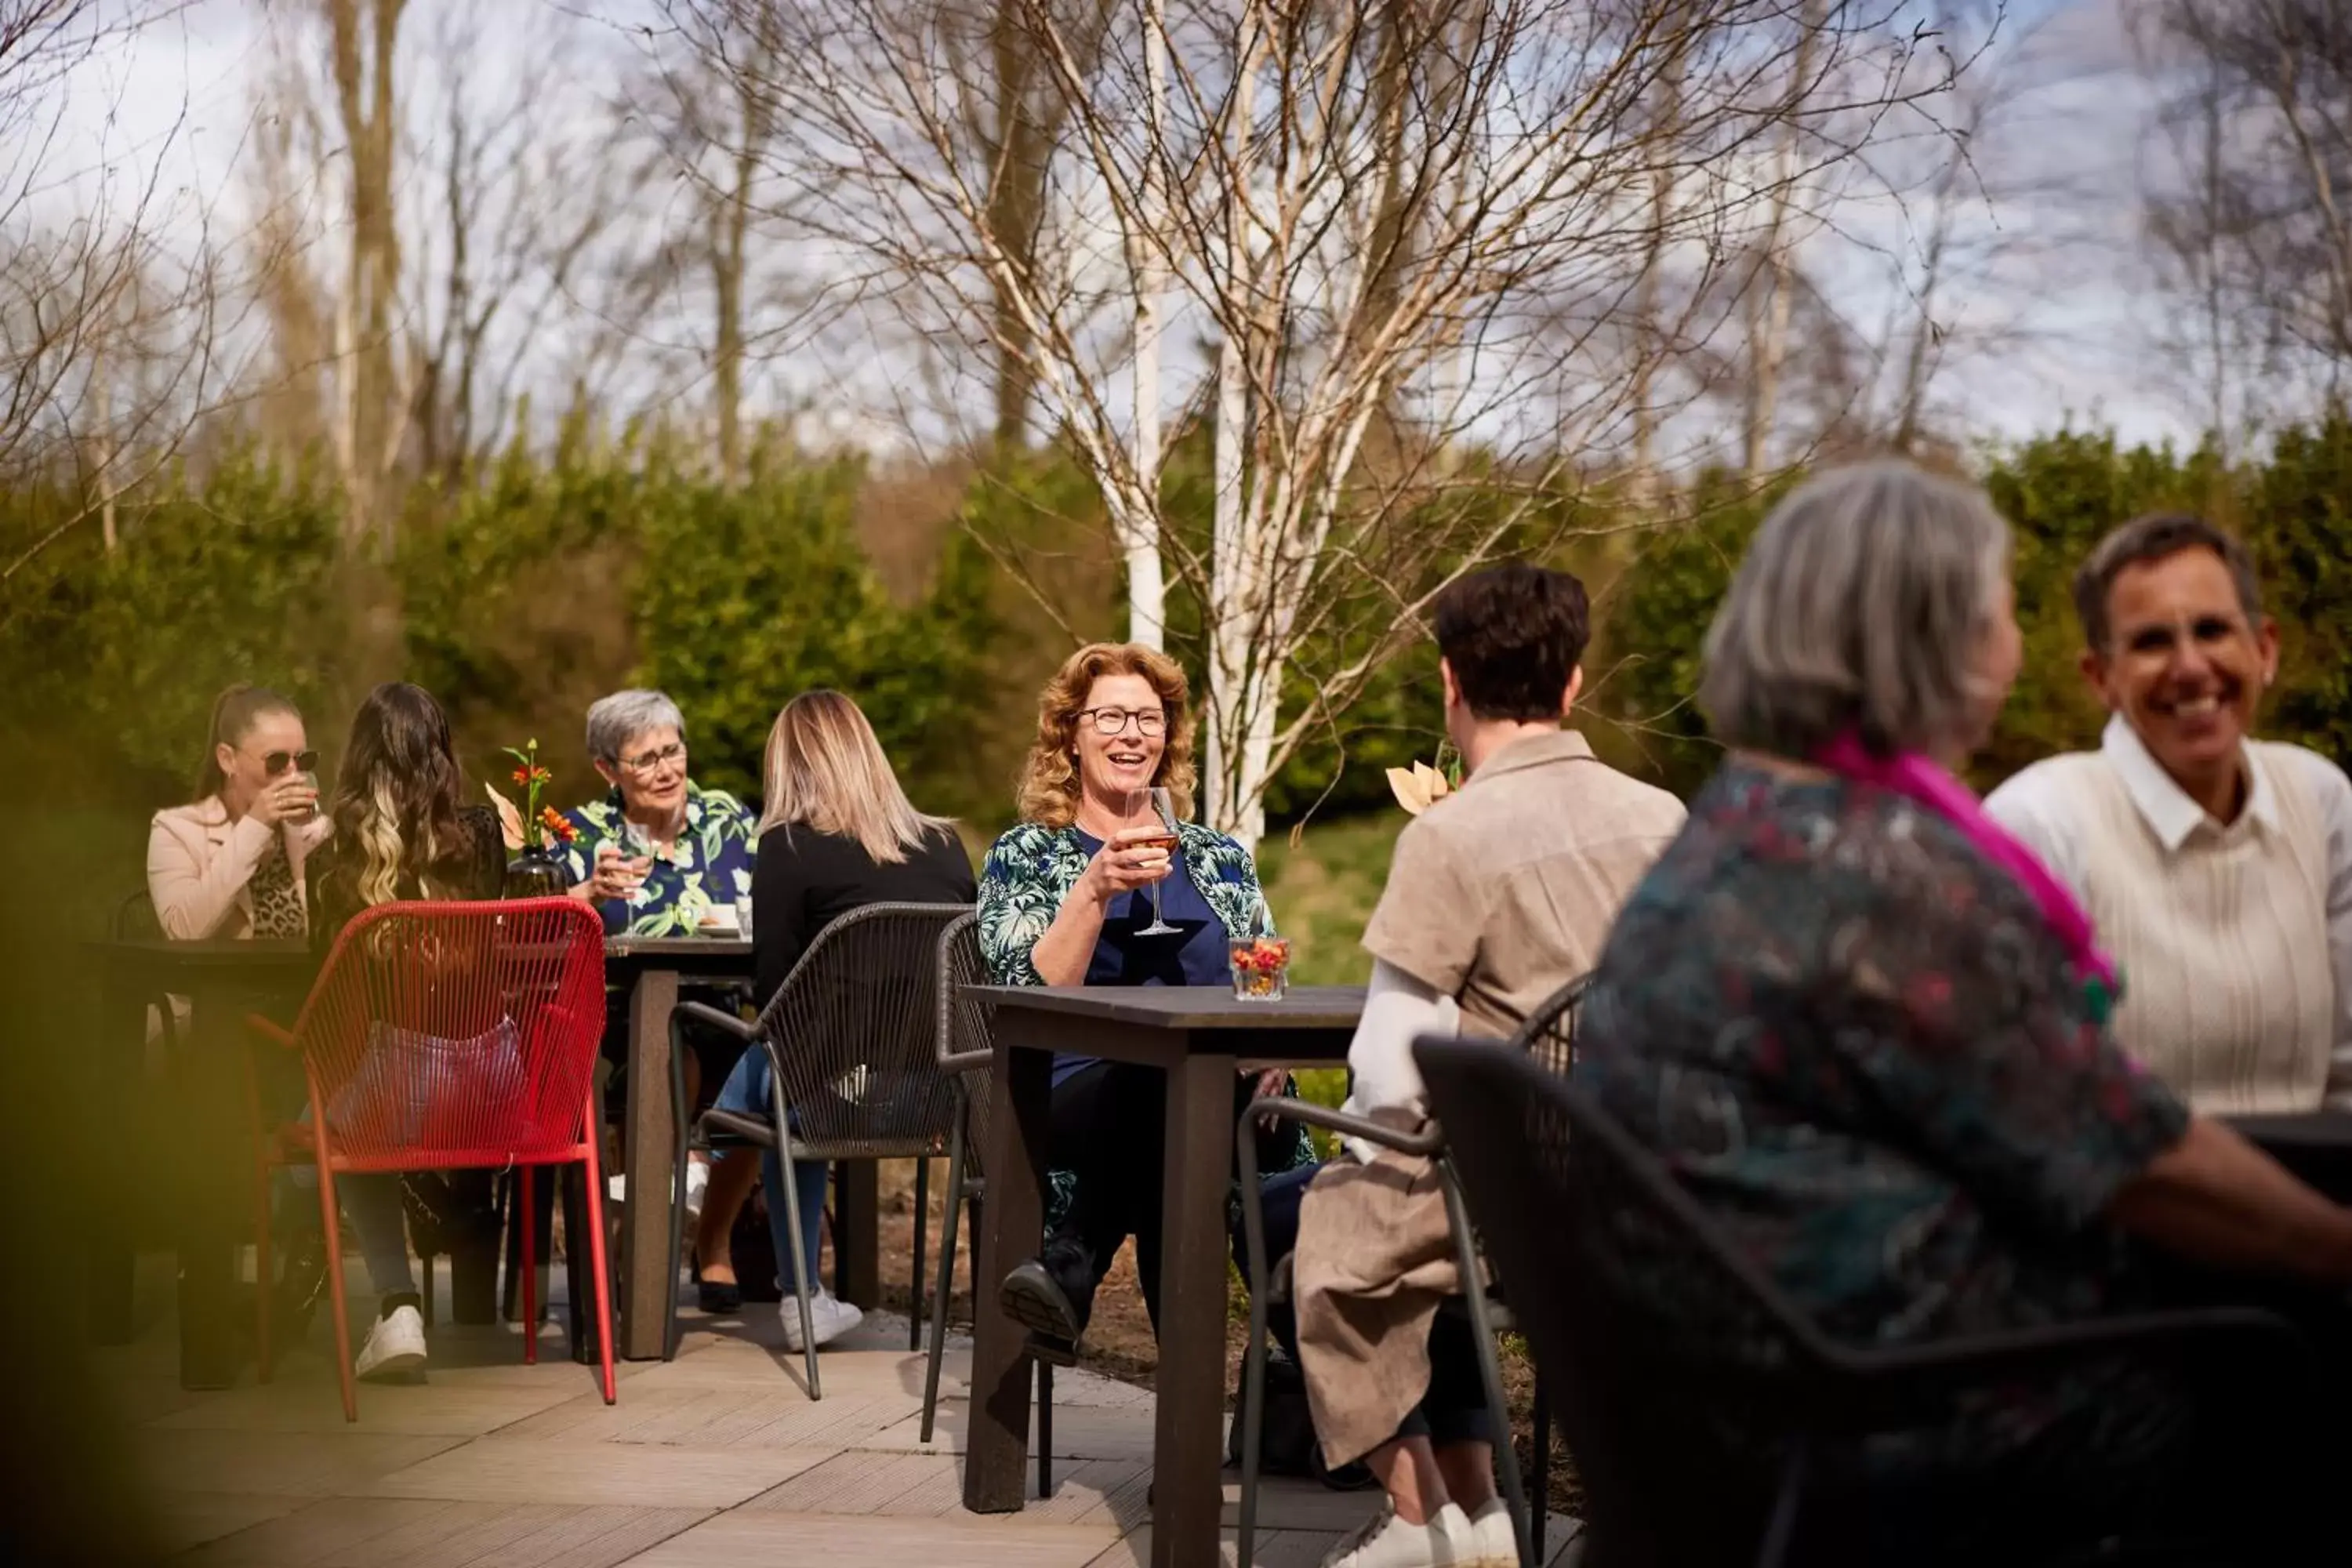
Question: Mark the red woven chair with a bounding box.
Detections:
[244,897,615,1421]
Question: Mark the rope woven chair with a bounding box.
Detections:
[1416,1039,2310,1568]
[243,897,616,1421]
[1232,971,1590,1568]
[666,902,970,1396]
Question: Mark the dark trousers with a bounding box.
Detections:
[1044,1058,1304,1336]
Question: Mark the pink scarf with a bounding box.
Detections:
[1816,733,2119,996]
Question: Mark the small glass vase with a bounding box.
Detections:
[1230,936,1292,1002]
[503,844,569,900]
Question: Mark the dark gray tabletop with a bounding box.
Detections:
[89,936,314,975]
[600,935,754,978]
[967,983,1365,1029]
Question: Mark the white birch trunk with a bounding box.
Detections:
[1203,4,1264,844]
[1120,0,1171,651]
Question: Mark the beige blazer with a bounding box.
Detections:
[146,797,332,940]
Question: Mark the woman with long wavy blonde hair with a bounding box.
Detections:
[293,681,506,1388]
[309,683,503,935]
[691,688,975,1352]
[978,643,1314,1352]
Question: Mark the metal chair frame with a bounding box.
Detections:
[1232,972,1589,1568]
[662,902,971,1398]
[918,911,1058,1499]
[243,897,617,1422]
[1417,1038,2312,1568]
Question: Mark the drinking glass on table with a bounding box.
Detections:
[1124,787,1182,937]
[1230,909,1291,1001]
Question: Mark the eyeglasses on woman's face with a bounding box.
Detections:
[1079,706,1167,738]
[619,741,688,776]
[261,748,318,776]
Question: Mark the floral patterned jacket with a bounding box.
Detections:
[557,781,760,937]
[978,817,1314,1228]
[978,818,1272,985]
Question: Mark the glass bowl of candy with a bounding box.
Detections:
[1229,936,1292,1001]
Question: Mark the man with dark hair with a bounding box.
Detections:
[1988,513,2352,1117]
[1283,563,1684,1568]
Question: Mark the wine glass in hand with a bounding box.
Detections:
[1126,787,1181,937]
[617,822,658,904]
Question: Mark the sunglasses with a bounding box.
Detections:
[264,749,319,776]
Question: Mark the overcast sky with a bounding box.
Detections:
[34,0,2205,459]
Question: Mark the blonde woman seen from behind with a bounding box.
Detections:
[693,691,975,1352]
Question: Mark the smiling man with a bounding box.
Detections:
[1987,514,2352,1115]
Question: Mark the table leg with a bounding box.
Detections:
[1150,1050,1236,1568]
[85,964,142,1346]
[835,1161,880,1309]
[176,978,259,1390]
[962,1029,1051,1513]
[619,967,680,1359]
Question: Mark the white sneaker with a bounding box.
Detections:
[778,1287,862,1352]
[354,1304,427,1382]
[1464,1499,1518,1568]
[1321,1501,1475,1568]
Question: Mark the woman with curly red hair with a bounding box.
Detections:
[978,642,1313,1350]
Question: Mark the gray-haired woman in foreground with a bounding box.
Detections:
[1573,459,2352,1563]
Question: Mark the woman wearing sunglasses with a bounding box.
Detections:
[147,684,331,940]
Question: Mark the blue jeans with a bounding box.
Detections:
[713,1047,829,1294]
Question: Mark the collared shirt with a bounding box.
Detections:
[1986,716,2352,1112]
[1350,728,1685,1116]
[557,782,760,937]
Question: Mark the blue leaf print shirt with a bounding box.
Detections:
[558,781,760,937]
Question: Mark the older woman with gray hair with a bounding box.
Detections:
[559,689,763,1298]
[559,689,760,937]
[1574,459,2352,1559]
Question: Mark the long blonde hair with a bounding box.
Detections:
[758,689,953,864]
[322,684,470,911]
[1015,643,1197,829]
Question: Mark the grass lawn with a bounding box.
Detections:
[1255,808,1408,1108]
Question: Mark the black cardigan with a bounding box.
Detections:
[751,822,976,1007]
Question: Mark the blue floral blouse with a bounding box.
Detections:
[557,782,760,937]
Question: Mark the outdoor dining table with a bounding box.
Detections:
[84,935,316,1388]
[960,983,1363,1568]
[2228,1112,2352,1203]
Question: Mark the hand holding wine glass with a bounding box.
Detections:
[1126,786,1182,936]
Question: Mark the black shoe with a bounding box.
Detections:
[274,1230,330,1341]
[1000,1259,1084,1349]
[698,1279,742,1314]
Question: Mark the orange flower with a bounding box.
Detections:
[539,805,578,843]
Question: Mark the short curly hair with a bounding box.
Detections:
[1016,643,1198,828]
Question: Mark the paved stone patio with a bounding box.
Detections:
[93,1256,1581,1566]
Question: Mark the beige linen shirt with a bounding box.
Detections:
[1297,728,1685,1465]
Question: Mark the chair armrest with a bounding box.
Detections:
[1242,1095,1446,1159]
[245,1013,298,1051]
[939,1043,993,1074]
[1813,1305,2307,1431]
[674,1000,757,1043]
